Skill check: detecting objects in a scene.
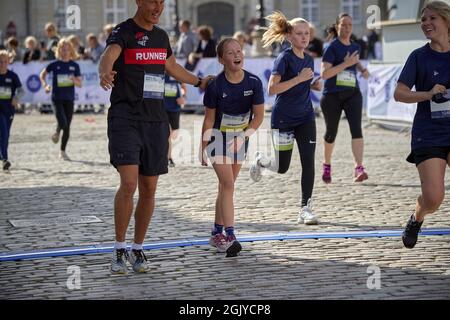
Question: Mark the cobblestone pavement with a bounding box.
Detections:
[0,113,449,300]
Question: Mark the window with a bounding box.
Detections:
[301,0,319,24]
[103,0,128,25]
[54,0,80,32]
[341,0,362,23]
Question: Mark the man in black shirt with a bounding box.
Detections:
[99,0,211,275]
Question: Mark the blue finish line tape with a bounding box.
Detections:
[1,228,450,262]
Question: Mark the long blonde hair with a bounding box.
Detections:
[55,38,79,60]
[261,11,309,48]
[421,0,450,42]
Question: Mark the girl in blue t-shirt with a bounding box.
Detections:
[0,50,24,171]
[40,38,82,161]
[249,11,322,225]
[320,13,370,184]
[394,0,450,249]
[200,38,265,257]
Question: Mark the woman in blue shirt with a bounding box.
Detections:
[394,1,450,249]
[0,50,24,171]
[200,38,265,257]
[320,13,370,184]
[40,38,82,161]
[250,11,322,225]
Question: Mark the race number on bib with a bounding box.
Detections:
[272,130,295,151]
[143,73,165,99]
[0,87,12,100]
[57,74,74,87]
[430,89,450,119]
[220,111,251,132]
[336,70,356,87]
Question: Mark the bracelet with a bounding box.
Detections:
[194,77,202,87]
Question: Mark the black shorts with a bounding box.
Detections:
[166,111,180,130]
[207,131,249,163]
[407,146,450,166]
[108,117,170,176]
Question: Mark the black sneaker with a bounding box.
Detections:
[168,158,175,168]
[402,214,423,249]
[225,234,242,257]
[3,160,11,171]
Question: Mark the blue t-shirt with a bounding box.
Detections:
[203,70,264,131]
[164,74,181,113]
[45,60,80,101]
[271,48,315,129]
[0,70,22,115]
[398,43,450,150]
[322,38,361,95]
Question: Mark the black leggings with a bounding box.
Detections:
[273,120,316,207]
[53,100,74,151]
[320,89,363,143]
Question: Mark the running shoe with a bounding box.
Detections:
[51,131,60,144]
[354,165,368,182]
[402,214,423,249]
[322,163,331,184]
[250,151,266,182]
[128,249,150,273]
[225,234,242,257]
[3,160,11,171]
[59,151,71,161]
[298,199,319,225]
[209,233,228,253]
[168,158,175,168]
[110,248,129,275]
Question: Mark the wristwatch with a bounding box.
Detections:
[194,77,202,87]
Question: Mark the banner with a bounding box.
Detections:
[10,58,376,118]
[9,60,110,104]
[367,64,416,123]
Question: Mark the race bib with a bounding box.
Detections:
[220,111,251,132]
[336,70,356,87]
[164,83,178,98]
[272,130,295,151]
[430,89,450,119]
[143,73,165,99]
[57,74,74,87]
[0,86,12,100]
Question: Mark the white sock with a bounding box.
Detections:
[131,243,143,251]
[114,241,127,250]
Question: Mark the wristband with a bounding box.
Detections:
[194,77,202,87]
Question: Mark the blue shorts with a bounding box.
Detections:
[206,131,249,164]
[407,146,450,166]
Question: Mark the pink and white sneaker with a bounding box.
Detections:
[209,233,228,252]
[322,163,331,184]
[354,165,368,182]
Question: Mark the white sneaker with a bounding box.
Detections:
[297,199,319,225]
[51,131,60,144]
[250,151,267,182]
[110,249,129,275]
[128,249,150,273]
[59,151,71,161]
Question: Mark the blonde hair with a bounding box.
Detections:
[261,11,309,48]
[55,38,79,60]
[24,36,38,48]
[0,50,13,63]
[422,0,450,41]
